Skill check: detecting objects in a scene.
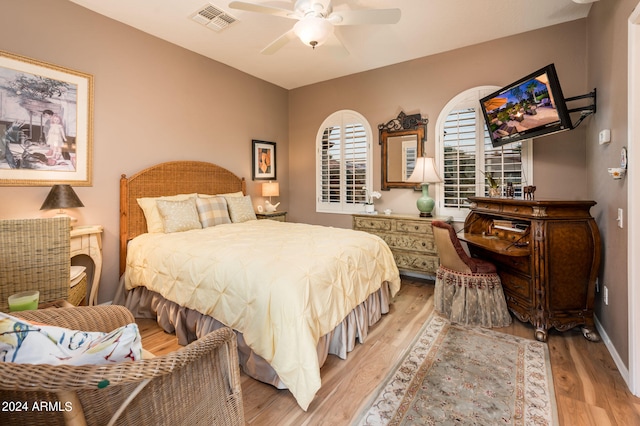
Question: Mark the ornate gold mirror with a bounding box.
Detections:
[379,111,428,190]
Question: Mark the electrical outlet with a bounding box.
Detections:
[604,286,609,305]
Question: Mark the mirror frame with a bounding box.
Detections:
[379,111,428,190]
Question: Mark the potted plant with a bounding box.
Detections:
[362,186,382,213]
[481,171,501,197]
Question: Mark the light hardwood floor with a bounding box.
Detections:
[138,278,640,425]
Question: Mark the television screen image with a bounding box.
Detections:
[480,64,573,147]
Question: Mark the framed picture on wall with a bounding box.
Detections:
[252,140,276,180]
[0,50,93,186]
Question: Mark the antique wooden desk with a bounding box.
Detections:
[459,197,601,342]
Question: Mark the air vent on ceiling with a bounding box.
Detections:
[191,3,237,32]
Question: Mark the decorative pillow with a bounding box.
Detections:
[137,193,197,233]
[0,312,142,365]
[224,195,257,223]
[198,191,244,199]
[196,196,231,227]
[156,198,202,233]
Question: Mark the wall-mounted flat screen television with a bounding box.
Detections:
[480,64,573,148]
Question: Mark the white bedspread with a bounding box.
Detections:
[125,219,400,410]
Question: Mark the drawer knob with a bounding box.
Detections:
[514,207,519,212]
[414,226,419,230]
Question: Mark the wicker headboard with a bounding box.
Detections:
[119,161,246,275]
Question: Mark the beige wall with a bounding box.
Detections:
[289,20,589,229]
[1,0,632,373]
[585,0,636,367]
[0,0,289,303]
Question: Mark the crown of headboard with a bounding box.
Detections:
[119,161,246,275]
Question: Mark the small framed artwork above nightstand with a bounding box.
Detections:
[256,211,287,222]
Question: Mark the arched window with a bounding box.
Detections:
[436,87,533,221]
[316,110,373,213]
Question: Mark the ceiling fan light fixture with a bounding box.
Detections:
[293,15,333,49]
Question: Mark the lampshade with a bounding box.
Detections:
[294,16,334,48]
[40,185,84,210]
[406,157,441,217]
[262,181,280,197]
[407,157,442,184]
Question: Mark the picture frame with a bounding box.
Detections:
[252,140,276,180]
[0,50,93,186]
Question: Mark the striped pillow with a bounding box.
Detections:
[196,196,231,227]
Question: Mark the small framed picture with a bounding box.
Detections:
[252,140,276,180]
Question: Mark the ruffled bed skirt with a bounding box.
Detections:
[116,281,391,389]
[434,266,512,328]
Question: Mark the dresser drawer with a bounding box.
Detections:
[499,270,531,301]
[380,233,436,254]
[485,253,531,276]
[394,219,434,235]
[393,251,439,275]
[353,216,393,232]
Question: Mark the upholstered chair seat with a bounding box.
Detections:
[431,221,511,328]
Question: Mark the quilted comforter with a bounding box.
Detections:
[125,219,400,410]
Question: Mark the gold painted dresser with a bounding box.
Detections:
[352,213,451,279]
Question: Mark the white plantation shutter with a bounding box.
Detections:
[317,110,372,213]
[437,87,532,220]
[443,108,479,209]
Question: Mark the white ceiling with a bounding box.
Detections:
[68,0,592,90]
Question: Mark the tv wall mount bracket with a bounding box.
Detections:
[566,88,596,128]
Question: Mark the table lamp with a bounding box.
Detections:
[262,181,280,212]
[406,157,442,217]
[40,184,84,225]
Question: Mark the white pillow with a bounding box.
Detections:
[224,195,257,223]
[156,198,202,233]
[0,312,142,365]
[196,196,231,227]
[137,193,197,233]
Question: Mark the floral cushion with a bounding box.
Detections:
[224,195,257,223]
[156,198,203,233]
[137,193,198,233]
[0,312,142,365]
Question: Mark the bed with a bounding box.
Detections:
[116,161,401,410]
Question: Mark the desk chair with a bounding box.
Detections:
[0,217,70,311]
[431,220,511,328]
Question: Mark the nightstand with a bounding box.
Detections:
[70,225,103,306]
[256,211,287,222]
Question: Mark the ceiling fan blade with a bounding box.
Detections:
[228,1,297,19]
[330,8,401,26]
[323,32,349,57]
[260,29,298,55]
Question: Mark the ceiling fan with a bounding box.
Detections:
[228,0,401,55]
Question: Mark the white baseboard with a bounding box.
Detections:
[594,315,630,388]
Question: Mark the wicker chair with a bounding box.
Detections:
[0,217,71,311]
[431,220,512,328]
[0,305,245,426]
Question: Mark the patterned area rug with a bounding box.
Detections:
[354,314,558,425]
